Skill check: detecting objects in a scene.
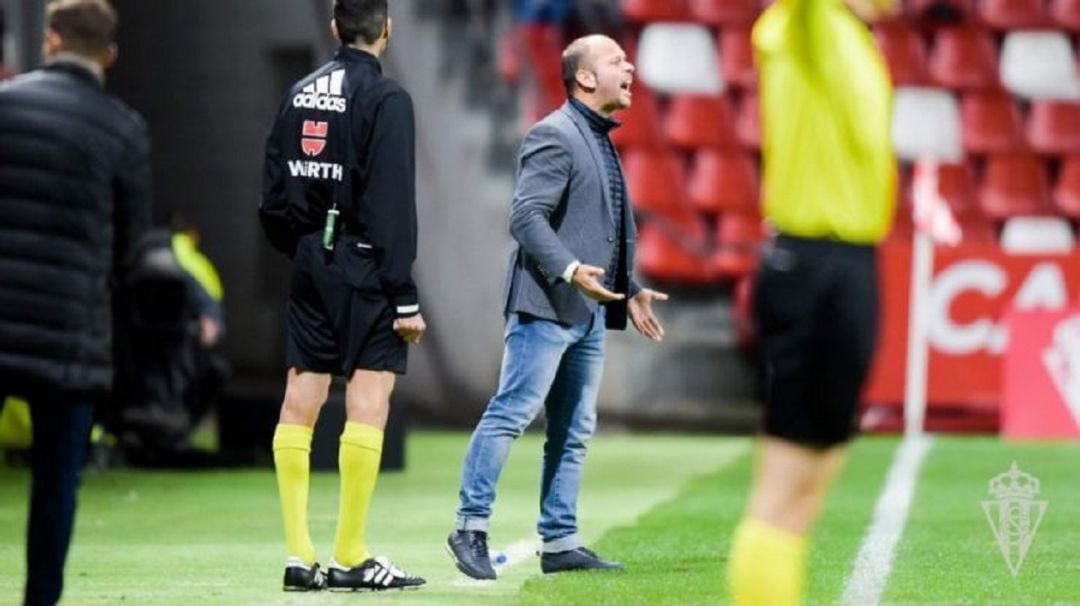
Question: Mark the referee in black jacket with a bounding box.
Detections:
[259,0,426,592]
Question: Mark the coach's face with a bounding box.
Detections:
[585,37,634,114]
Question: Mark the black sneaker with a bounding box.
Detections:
[282,557,327,591]
[540,547,624,574]
[445,530,497,580]
[326,557,426,591]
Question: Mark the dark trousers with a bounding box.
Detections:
[22,397,94,606]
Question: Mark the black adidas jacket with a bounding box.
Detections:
[260,46,419,318]
[0,61,152,397]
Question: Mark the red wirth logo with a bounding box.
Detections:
[301,120,328,157]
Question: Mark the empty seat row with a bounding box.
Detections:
[953,93,1080,155]
[621,0,1080,30]
[894,87,1080,161]
[624,148,1080,222]
[636,211,766,282]
[624,148,761,214]
[636,21,1080,100]
[613,90,760,150]
[897,154,1080,218]
[888,213,1080,253]
[636,23,757,94]
[876,26,1080,97]
[912,0,1080,30]
[620,84,1080,157]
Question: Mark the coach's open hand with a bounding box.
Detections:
[394,313,427,344]
[572,264,625,302]
[628,289,669,342]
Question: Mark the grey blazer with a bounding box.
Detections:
[502,101,641,330]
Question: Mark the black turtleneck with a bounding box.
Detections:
[569,97,627,291]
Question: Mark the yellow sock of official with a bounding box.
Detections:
[728,517,807,606]
[272,423,317,565]
[332,421,384,567]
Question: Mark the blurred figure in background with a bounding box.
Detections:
[170,217,229,430]
[726,0,898,604]
[260,0,426,593]
[0,1,152,604]
[109,221,228,464]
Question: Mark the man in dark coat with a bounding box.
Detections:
[0,1,152,604]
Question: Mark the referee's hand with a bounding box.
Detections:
[394,313,427,345]
[571,264,625,302]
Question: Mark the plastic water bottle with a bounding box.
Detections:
[492,552,509,567]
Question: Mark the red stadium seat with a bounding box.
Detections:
[734,91,761,149]
[719,27,757,90]
[1053,156,1080,216]
[960,218,1000,245]
[521,24,566,113]
[899,162,977,220]
[874,23,930,85]
[612,86,663,149]
[688,149,760,213]
[621,0,692,23]
[1026,100,1080,155]
[732,273,756,346]
[623,149,688,214]
[1050,0,1080,30]
[960,91,1024,154]
[978,153,1054,218]
[713,212,766,278]
[927,27,999,90]
[497,31,522,85]
[688,0,760,25]
[937,161,979,217]
[979,0,1051,29]
[636,223,714,284]
[663,94,736,149]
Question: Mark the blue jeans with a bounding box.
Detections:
[456,308,606,552]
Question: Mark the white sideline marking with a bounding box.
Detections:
[499,537,542,568]
[450,538,539,588]
[841,435,933,606]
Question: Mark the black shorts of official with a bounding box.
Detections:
[285,233,407,377]
[753,234,878,448]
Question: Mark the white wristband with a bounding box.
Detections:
[562,260,581,283]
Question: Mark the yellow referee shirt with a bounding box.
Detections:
[753,0,896,244]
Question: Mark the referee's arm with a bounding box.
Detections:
[363,89,420,318]
[259,98,298,257]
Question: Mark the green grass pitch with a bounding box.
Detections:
[1,432,1077,604]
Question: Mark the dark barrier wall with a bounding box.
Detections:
[108,0,328,377]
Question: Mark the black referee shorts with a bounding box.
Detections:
[754,234,878,448]
[285,233,407,377]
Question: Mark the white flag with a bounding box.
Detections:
[912,158,962,246]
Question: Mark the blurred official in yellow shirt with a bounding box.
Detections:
[728,1,898,604]
[756,0,897,243]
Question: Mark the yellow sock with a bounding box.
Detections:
[332,422,384,567]
[273,423,316,565]
[728,517,807,606]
